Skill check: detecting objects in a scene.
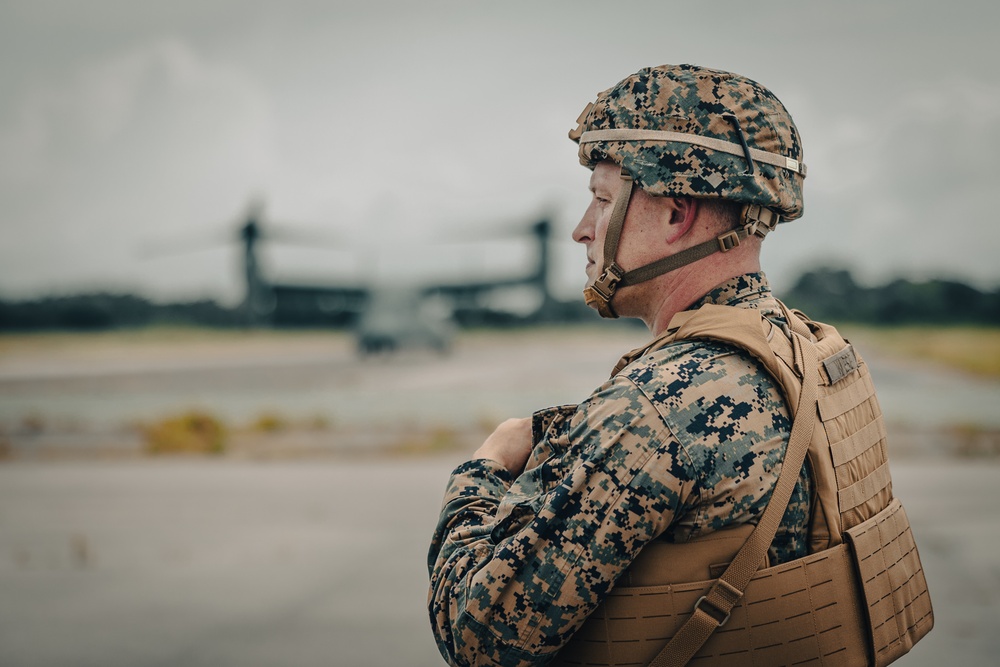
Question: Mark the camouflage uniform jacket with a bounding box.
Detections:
[427,273,812,667]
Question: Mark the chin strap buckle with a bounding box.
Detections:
[583,263,624,319]
[590,263,624,300]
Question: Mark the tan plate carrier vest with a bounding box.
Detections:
[552,303,933,667]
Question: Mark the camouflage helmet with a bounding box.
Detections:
[569,64,806,220]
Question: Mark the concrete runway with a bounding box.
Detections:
[2,328,998,665]
[1,455,996,667]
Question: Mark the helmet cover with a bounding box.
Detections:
[571,64,805,220]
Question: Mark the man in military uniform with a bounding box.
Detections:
[426,64,929,667]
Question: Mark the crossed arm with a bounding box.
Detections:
[426,379,694,667]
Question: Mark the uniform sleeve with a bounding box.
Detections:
[427,377,698,667]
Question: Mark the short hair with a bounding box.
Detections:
[698,198,742,232]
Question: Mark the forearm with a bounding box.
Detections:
[428,454,681,665]
[429,459,514,567]
[427,458,527,666]
[427,384,690,667]
[428,459,586,667]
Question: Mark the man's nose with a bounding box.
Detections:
[572,209,593,244]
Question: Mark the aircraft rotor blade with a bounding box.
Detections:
[136,231,233,258]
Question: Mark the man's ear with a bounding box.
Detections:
[664,197,699,244]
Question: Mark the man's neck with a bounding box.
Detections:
[644,254,762,337]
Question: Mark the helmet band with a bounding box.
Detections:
[579,128,807,177]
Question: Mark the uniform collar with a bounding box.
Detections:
[611,273,777,376]
[690,272,773,310]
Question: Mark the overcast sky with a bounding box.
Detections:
[1,0,997,305]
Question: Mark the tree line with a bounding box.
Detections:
[782,268,1000,326]
[1,268,998,331]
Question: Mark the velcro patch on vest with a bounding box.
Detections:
[823,345,859,385]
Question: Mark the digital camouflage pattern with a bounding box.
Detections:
[571,64,806,220]
[427,273,812,667]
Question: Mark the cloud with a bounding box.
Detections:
[0,38,274,299]
[2,3,998,302]
[1,38,268,184]
[775,78,1000,288]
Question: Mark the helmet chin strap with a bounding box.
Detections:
[583,168,781,319]
[583,169,634,318]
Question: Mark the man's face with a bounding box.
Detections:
[572,161,619,286]
[571,161,664,288]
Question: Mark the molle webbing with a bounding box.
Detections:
[554,303,932,667]
[553,541,868,667]
[552,499,931,667]
[845,498,934,665]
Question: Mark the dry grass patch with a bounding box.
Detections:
[142,410,227,455]
[949,424,1000,458]
[384,425,468,456]
[251,412,289,433]
[846,326,1000,379]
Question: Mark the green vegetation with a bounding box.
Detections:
[0,293,239,331]
[782,268,999,326]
